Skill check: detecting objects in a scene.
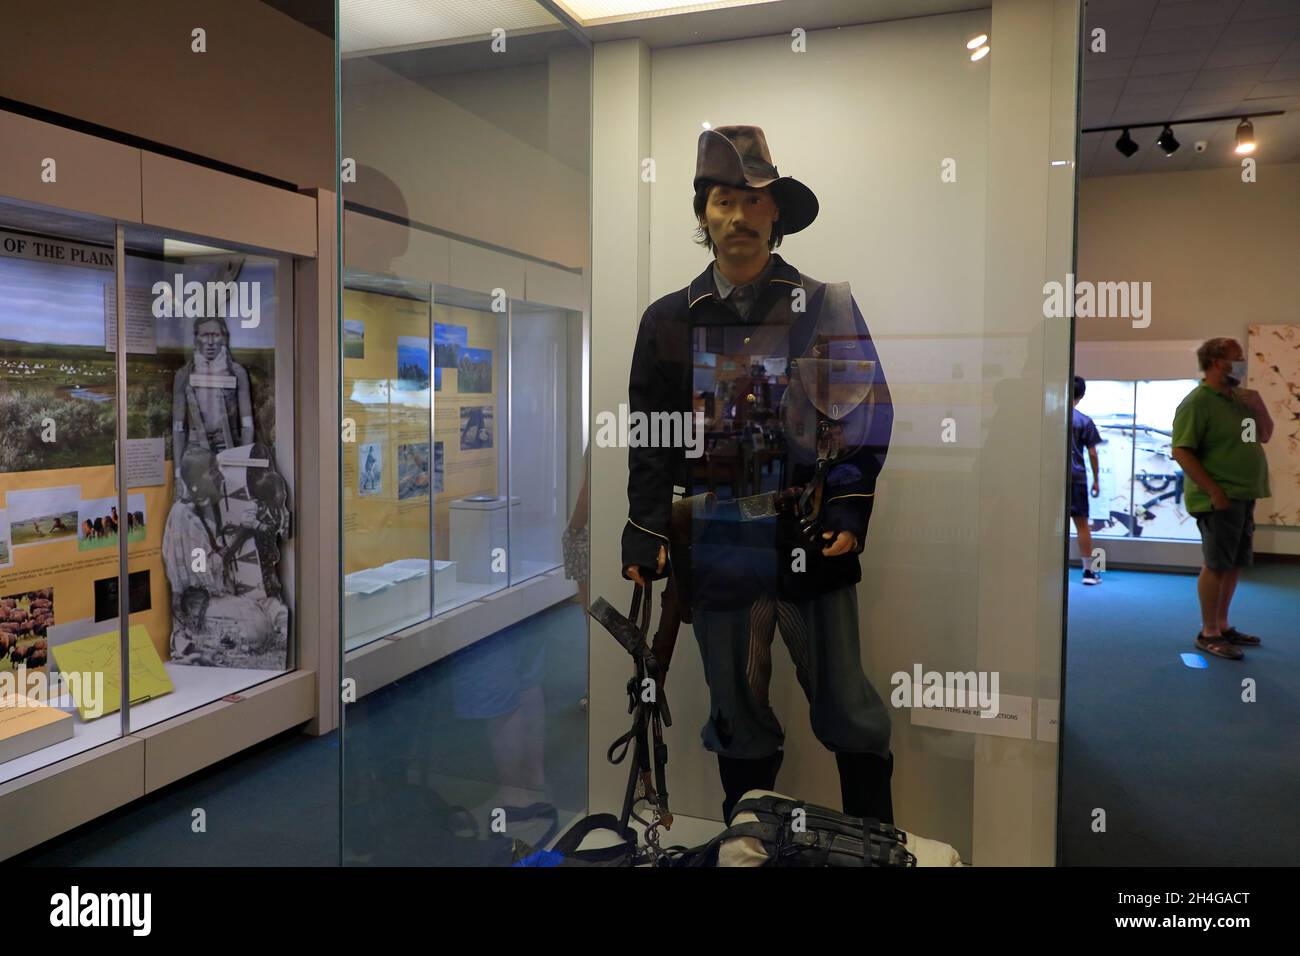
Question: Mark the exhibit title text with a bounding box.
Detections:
[151,274,261,328]
[593,404,704,458]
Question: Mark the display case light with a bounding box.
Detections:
[163,239,232,258]
[553,0,777,25]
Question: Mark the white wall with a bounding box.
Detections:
[342,50,589,270]
[590,1,1077,864]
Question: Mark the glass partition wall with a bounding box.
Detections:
[339,2,592,864]
[338,0,1079,867]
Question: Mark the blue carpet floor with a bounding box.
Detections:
[15,598,589,866]
[17,568,1295,866]
[1059,563,1300,866]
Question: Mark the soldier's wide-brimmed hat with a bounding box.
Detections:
[694,124,818,234]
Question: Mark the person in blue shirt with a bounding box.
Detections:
[1070,376,1103,584]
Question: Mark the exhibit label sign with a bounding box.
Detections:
[0,229,113,270]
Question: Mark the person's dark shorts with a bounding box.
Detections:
[451,623,547,720]
[1069,474,1090,518]
[1192,498,1255,571]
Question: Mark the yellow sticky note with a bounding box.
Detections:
[51,625,174,721]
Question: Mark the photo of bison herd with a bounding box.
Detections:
[0,588,53,672]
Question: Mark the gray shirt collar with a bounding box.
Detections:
[712,256,775,318]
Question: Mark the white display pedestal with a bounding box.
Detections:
[449,496,521,585]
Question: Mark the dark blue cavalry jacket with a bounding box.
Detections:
[621,253,893,609]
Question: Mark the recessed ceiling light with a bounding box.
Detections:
[553,0,778,26]
[971,45,990,61]
[966,34,989,50]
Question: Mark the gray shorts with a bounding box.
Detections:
[1192,499,1255,571]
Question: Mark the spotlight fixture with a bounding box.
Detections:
[1085,111,1283,162]
[1234,118,1255,155]
[971,45,990,61]
[966,35,988,49]
[1155,124,1180,155]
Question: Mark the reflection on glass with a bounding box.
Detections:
[433,290,509,614]
[509,301,578,586]
[342,279,434,649]
[0,208,119,782]
[1075,379,1199,541]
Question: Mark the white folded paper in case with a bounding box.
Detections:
[344,559,451,595]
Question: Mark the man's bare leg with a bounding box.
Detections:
[1216,566,1239,632]
[1072,515,1093,570]
[1197,566,1224,637]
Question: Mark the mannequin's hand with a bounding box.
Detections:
[821,530,857,557]
[625,545,667,586]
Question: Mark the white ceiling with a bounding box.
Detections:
[1081,0,1300,176]
[341,0,988,55]
[340,0,561,55]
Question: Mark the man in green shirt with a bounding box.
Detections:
[1170,337,1273,660]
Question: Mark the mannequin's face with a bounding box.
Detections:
[702,185,779,260]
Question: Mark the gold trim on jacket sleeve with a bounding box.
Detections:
[627,519,671,543]
[825,492,876,503]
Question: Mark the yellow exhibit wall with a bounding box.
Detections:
[432,301,499,563]
[342,288,432,575]
[341,288,499,576]
[0,464,175,671]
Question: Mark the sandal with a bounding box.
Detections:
[1223,626,1261,646]
[1195,634,1244,660]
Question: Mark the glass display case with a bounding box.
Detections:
[0,199,296,783]
[341,275,582,651]
[342,273,436,648]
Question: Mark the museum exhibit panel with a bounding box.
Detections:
[0,98,333,861]
[0,211,299,786]
[342,272,437,648]
[338,1,592,864]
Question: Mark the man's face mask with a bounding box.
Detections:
[1225,358,1247,386]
